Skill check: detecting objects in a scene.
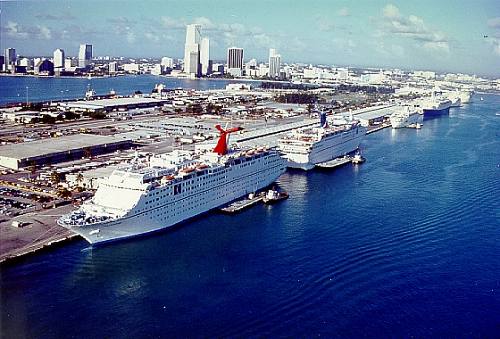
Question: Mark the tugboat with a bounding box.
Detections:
[351,149,365,164]
[263,188,289,204]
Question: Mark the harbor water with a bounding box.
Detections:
[0,75,259,105]
[1,94,499,337]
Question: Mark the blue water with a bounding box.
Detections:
[0,75,259,105]
[1,95,499,338]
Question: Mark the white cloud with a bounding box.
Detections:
[383,4,400,19]
[487,17,500,29]
[5,21,29,39]
[380,4,449,53]
[126,32,136,44]
[338,7,350,17]
[193,17,216,30]
[144,32,160,43]
[38,25,52,40]
[160,16,184,29]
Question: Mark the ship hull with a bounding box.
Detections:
[391,113,422,128]
[423,106,450,117]
[284,126,366,170]
[61,154,286,245]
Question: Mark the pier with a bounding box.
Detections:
[220,193,265,214]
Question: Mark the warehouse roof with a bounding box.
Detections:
[0,134,131,160]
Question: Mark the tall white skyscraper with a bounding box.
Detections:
[160,57,174,69]
[200,37,211,75]
[78,44,92,68]
[183,24,201,77]
[269,48,281,78]
[53,49,65,69]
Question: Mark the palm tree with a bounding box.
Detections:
[50,171,60,185]
[76,173,84,188]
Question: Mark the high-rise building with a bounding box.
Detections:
[160,57,174,69]
[227,47,243,77]
[4,48,16,71]
[108,61,118,74]
[53,49,65,69]
[269,48,281,78]
[78,44,92,68]
[200,37,211,75]
[183,24,201,77]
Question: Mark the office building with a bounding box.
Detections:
[108,61,118,74]
[53,49,65,69]
[183,24,201,77]
[200,37,211,75]
[160,57,174,69]
[227,47,243,77]
[78,44,93,68]
[269,48,281,78]
[4,48,16,72]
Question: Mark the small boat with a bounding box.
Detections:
[415,122,422,129]
[351,150,365,164]
[480,97,484,101]
[263,189,289,204]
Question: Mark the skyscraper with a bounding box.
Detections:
[78,44,92,68]
[227,47,243,77]
[53,49,65,69]
[200,37,211,76]
[269,48,281,78]
[4,48,16,72]
[183,24,201,77]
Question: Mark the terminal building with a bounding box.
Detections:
[0,134,133,170]
[58,97,170,114]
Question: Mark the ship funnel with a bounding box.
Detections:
[213,125,243,155]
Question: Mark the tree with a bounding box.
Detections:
[50,171,60,185]
[76,173,84,188]
[56,187,72,199]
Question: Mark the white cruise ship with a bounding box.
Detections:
[390,104,422,128]
[58,125,286,245]
[420,94,452,117]
[278,113,366,170]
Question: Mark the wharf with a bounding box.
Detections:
[220,193,264,214]
[0,204,79,265]
[316,156,353,169]
[366,122,391,134]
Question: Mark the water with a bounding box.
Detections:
[0,75,259,105]
[1,95,499,338]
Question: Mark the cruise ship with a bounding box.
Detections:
[278,113,366,170]
[421,94,452,117]
[390,104,422,128]
[58,125,286,245]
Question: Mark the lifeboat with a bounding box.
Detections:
[180,167,195,174]
[196,164,209,170]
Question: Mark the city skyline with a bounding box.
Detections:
[0,0,499,77]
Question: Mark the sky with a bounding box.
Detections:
[0,0,499,77]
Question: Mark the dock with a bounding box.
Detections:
[316,156,353,169]
[220,193,264,214]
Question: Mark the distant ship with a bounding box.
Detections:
[58,125,286,245]
[421,93,452,117]
[390,104,422,128]
[278,112,366,170]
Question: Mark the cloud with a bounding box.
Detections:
[338,7,350,17]
[3,21,52,40]
[35,13,76,21]
[126,32,136,44]
[487,17,500,29]
[193,17,216,30]
[160,17,184,29]
[4,21,29,39]
[144,32,160,43]
[380,4,449,53]
[38,25,52,40]
[108,16,136,25]
[318,20,335,32]
[383,4,400,19]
